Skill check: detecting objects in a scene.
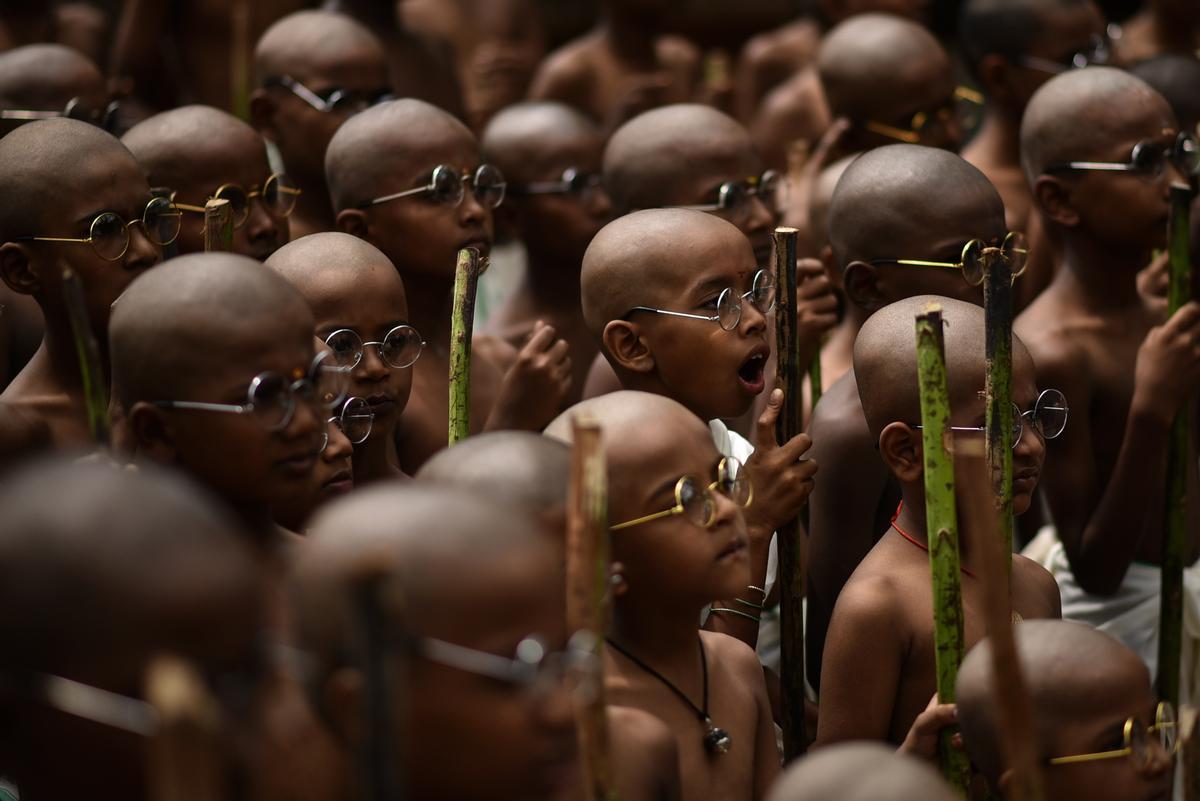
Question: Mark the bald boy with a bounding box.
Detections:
[805,143,1005,693]
[482,102,612,407]
[291,484,580,801]
[0,459,265,801]
[0,118,166,449]
[1015,68,1200,674]
[251,10,392,239]
[111,253,325,543]
[266,232,413,484]
[326,98,572,472]
[818,296,1060,747]
[123,105,290,260]
[957,621,1174,801]
[765,742,958,801]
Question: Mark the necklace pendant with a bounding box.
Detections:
[703,720,732,755]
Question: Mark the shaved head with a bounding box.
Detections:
[264,231,403,315]
[956,620,1149,785]
[603,104,756,214]
[325,98,474,212]
[416,432,571,513]
[580,208,752,335]
[0,44,104,110]
[766,743,958,801]
[854,296,1034,441]
[959,0,1098,74]
[109,253,313,406]
[122,105,267,192]
[0,117,140,241]
[829,144,1005,269]
[254,10,385,85]
[1129,54,1200,133]
[817,14,950,122]
[482,101,599,182]
[1020,67,1173,184]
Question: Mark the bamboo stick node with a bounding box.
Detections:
[203,198,233,253]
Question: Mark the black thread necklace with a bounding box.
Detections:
[606,636,732,756]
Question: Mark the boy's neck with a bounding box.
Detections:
[610,594,706,668]
[599,7,659,64]
[41,313,99,394]
[292,177,336,233]
[353,434,402,483]
[1057,233,1147,312]
[893,491,978,572]
[963,107,1021,169]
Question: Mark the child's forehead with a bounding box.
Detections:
[61,148,150,217]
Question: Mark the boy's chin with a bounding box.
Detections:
[1012,492,1033,517]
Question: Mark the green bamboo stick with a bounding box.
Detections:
[203,198,233,253]
[61,268,111,446]
[566,418,615,801]
[772,226,808,760]
[983,250,1014,572]
[808,353,823,414]
[448,247,481,445]
[1156,184,1193,709]
[914,303,970,794]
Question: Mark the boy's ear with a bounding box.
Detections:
[1032,175,1079,228]
[248,89,279,143]
[0,243,41,296]
[878,421,923,482]
[601,320,654,374]
[842,260,884,311]
[127,401,178,463]
[322,667,366,746]
[335,208,369,238]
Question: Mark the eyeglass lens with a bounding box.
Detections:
[325,325,424,370]
[89,196,181,260]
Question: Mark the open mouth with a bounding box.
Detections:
[321,469,354,494]
[737,353,767,392]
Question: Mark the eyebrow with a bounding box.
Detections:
[647,474,681,503]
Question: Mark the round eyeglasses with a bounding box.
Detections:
[360,164,507,211]
[624,268,777,332]
[611,457,753,532]
[1048,701,1177,769]
[324,325,425,371]
[320,396,374,451]
[870,231,1029,287]
[672,171,779,224]
[153,350,347,431]
[914,388,1069,449]
[173,174,301,227]
[1044,132,1200,181]
[16,196,182,261]
[508,167,604,203]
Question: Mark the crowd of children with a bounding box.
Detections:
[0,0,1197,799]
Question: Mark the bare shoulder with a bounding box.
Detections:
[529,33,597,97]
[833,547,912,630]
[1012,553,1062,619]
[699,629,767,694]
[656,34,700,72]
[741,19,820,69]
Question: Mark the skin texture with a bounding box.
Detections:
[291,485,579,801]
[546,391,779,801]
[765,742,958,801]
[0,118,162,449]
[250,9,392,239]
[816,296,1061,747]
[956,620,1174,801]
[1015,68,1200,595]
[805,144,1004,693]
[481,101,612,407]
[0,460,264,801]
[122,104,288,260]
[327,98,571,473]
[109,253,321,541]
[266,232,412,485]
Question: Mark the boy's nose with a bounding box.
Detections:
[588,187,613,220]
[244,200,280,246]
[743,193,774,235]
[355,344,390,382]
[1014,415,1046,461]
[322,421,354,463]
[532,671,577,736]
[738,293,769,336]
[459,187,487,226]
[286,395,322,440]
[125,223,162,271]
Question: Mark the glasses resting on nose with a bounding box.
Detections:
[153,350,348,431]
[0,96,121,132]
[870,231,1029,287]
[324,324,426,370]
[13,196,182,261]
[611,457,753,532]
[1044,132,1200,181]
[864,87,981,145]
[506,167,604,203]
[358,164,507,211]
[1015,32,1113,75]
[171,173,301,227]
[912,388,1069,448]
[623,269,777,332]
[264,75,393,115]
[1047,701,1178,769]
[666,170,780,224]
[320,396,375,452]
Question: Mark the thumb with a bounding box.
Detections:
[754,388,784,450]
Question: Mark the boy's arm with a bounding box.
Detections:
[815,576,904,745]
[483,321,573,432]
[1036,304,1200,595]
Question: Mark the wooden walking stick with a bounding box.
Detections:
[960,453,1045,801]
[982,242,1015,570]
[357,577,401,801]
[145,655,223,801]
[772,226,808,759]
[914,303,971,794]
[566,417,614,801]
[1157,183,1193,709]
[61,267,111,446]
[203,198,233,253]
[449,247,482,445]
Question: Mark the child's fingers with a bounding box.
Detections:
[796,258,827,279]
[521,322,558,354]
[796,275,834,299]
[753,388,784,450]
[775,431,813,463]
[545,338,571,364]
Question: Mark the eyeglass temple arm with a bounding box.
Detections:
[155,400,249,413]
[1,109,63,120]
[360,185,426,208]
[40,673,159,737]
[420,636,530,683]
[627,307,720,323]
[20,235,91,244]
[610,507,677,531]
[1058,161,1136,171]
[864,121,921,144]
[890,258,963,269]
[277,76,330,112]
[173,202,208,213]
[1047,748,1131,766]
